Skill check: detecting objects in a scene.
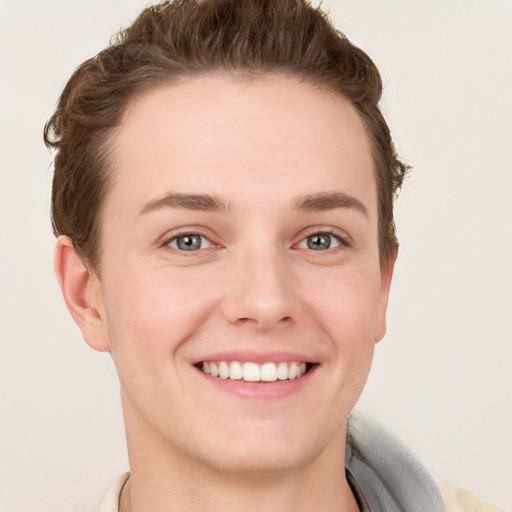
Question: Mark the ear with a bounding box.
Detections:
[54,236,110,352]
[375,247,398,344]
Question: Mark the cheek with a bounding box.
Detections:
[304,267,381,389]
[103,268,221,424]
[104,267,221,360]
[307,267,382,343]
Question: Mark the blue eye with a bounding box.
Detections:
[168,234,211,251]
[298,233,342,251]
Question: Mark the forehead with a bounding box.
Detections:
[107,74,376,215]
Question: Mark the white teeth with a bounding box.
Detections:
[219,361,230,379]
[260,363,278,382]
[288,362,299,379]
[200,361,309,382]
[243,362,260,382]
[277,362,288,380]
[229,361,243,380]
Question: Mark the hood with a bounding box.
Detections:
[346,411,446,512]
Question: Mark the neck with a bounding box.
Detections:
[121,455,359,512]
[119,398,359,512]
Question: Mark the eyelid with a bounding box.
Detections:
[158,226,221,251]
[167,234,212,250]
[294,226,351,249]
[157,225,351,252]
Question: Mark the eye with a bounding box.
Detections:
[167,234,212,251]
[298,233,342,251]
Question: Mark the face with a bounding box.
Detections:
[87,75,394,474]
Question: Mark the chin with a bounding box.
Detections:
[201,445,315,475]
[189,422,336,475]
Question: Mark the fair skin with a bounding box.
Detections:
[55,75,396,512]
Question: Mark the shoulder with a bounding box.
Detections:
[98,472,129,512]
[433,472,506,512]
[346,412,445,511]
[346,411,506,512]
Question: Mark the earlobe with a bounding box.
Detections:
[375,247,398,344]
[54,236,110,352]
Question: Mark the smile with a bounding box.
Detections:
[199,361,310,382]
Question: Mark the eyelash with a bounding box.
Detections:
[160,227,351,254]
[295,228,351,252]
[159,228,217,253]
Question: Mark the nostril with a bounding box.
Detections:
[236,315,294,330]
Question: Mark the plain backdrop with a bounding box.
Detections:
[1,1,511,511]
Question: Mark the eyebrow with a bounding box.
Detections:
[138,190,367,217]
[138,192,230,216]
[292,191,368,217]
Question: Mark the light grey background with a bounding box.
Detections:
[1,1,511,510]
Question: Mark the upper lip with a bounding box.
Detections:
[191,350,318,365]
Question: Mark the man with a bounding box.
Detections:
[44,1,501,510]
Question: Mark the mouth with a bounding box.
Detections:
[195,361,315,382]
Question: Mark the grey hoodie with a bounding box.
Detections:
[346,411,446,512]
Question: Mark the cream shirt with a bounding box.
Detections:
[98,472,505,512]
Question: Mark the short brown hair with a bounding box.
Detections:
[44,0,407,270]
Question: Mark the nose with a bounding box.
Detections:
[221,248,300,332]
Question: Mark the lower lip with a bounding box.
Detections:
[195,365,317,400]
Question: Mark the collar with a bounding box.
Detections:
[345,411,446,512]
